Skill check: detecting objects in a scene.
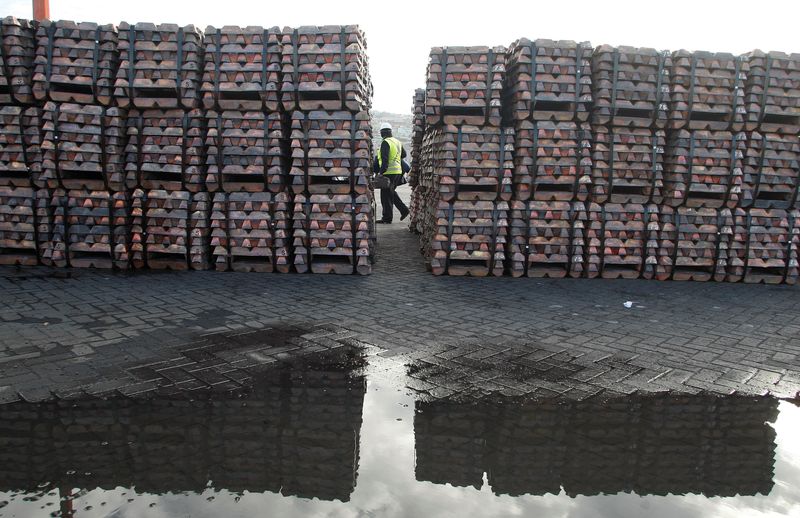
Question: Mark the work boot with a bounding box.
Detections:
[376,219,392,224]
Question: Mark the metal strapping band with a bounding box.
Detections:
[669,209,682,279]
[439,47,448,124]
[759,54,773,124]
[453,126,463,200]
[176,27,184,99]
[128,27,135,96]
[351,194,358,274]
[730,56,743,127]
[261,28,269,92]
[654,51,668,125]
[45,23,55,92]
[181,112,188,190]
[484,49,494,126]
[92,26,100,101]
[751,133,768,205]
[214,28,222,101]
[340,27,347,108]
[742,211,753,278]
[523,203,532,277]
[687,55,696,121]
[610,49,620,116]
[686,132,695,206]
[443,202,455,273]
[529,41,537,109]
[216,112,224,184]
[99,106,107,189]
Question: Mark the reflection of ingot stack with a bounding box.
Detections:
[0,351,366,502]
[413,394,779,497]
[414,401,487,489]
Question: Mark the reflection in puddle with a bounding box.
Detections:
[415,396,778,497]
[0,353,798,518]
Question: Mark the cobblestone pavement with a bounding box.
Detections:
[1,185,799,402]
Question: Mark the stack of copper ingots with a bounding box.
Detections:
[0,16,36,105]
[506,200,586,278]
[584,202,661,279]
[0,186,49,265]
[415,45,512,276]
[407,88,425,234]
[504,39,592,277]
[114,23,202,109]
[0,105,41,265]
[0,17,377,274]
[585,46,669,279]
[727,208,799,284]
[424,46,505,127]
[32,20,119,105]
[281,25,372,113]
[37,101,130,268]
[289,109,373,274]
[0,18,42,266]
[42,188,130,268]
[654,51,744,281]
[0,105,40,188]
[201,26,282,111]
[123,108,206,192]
[278,25,374,275]
[209,191,291,272]
[114,23,210,270]
[729,52,800,284]
[129,189,210,270]
[202,25,293,273]
[655,207,734,281]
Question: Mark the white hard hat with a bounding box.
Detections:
[379,122,392,131]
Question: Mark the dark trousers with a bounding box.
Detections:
[380,174,408,222]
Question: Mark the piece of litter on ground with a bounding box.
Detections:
[624,301,634,308]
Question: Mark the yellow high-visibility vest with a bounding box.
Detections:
[377,137,403,175]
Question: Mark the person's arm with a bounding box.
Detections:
[372,155,379,174]
[401,145,407,159]
[379,140,390,174]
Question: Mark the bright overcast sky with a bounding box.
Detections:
[2,0,799,114]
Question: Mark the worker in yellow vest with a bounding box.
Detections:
[375,122,409,224]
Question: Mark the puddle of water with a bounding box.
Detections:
[0,353,798,518]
